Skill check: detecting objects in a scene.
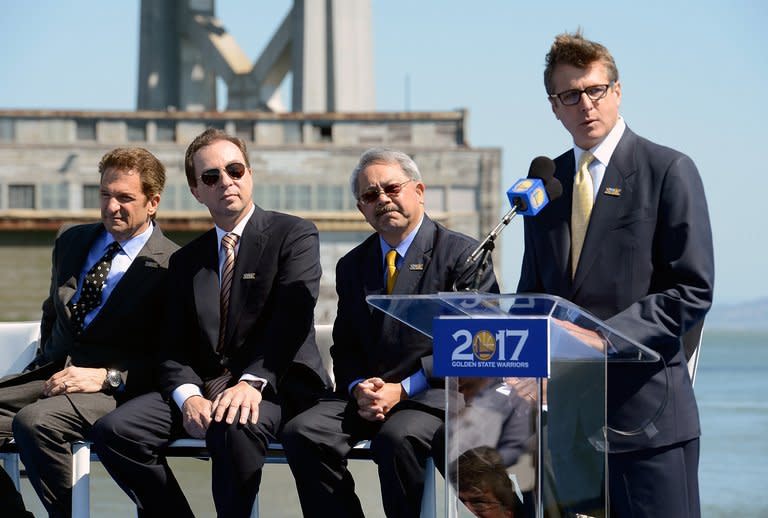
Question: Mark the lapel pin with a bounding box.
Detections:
[603,187,622,197]
[144,260,159,268]
[408,264,424,271]
[242,273,256,280]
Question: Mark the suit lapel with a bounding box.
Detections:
[550,154,575,295]
[193,230,220,350]
[225,210,267,349]
[58,224,102,323]
[362,236,385,314]
[571,130,638,295]
[392,217,435,296]
[95,225,170,323]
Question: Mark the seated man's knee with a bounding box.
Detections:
[12,404,46,443]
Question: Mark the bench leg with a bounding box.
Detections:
[71,442,91,518]
[421,457,436,518]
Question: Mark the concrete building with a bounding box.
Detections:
[0,110,501,322]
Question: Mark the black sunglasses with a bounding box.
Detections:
[199,162,247,186]
[358,179,413,205]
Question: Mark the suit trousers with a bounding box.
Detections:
[281,397,443,518]
[91,391,280,518]
[609,438,700,518]
[0,379,115,518]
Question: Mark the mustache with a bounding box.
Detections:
[375,205,402,217]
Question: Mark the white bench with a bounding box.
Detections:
[0,322,436,518]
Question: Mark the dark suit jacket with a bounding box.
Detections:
[0,222,178,421]
[518,127,714,452]
[156,207,330,412]
[331,215,499,412]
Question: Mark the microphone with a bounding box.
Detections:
[466,157,558,263]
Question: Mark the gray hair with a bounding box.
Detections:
[349,148,422,199]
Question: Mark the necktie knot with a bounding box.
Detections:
[578,151,595,172]
[385,249,399,294]
[221,233,238,251]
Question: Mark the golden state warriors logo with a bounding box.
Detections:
[472,330,496,361]
[530,186,545,208]
[512,179,533,192]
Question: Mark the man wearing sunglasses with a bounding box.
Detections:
[92,128,330,517]
[517,32,713,517]
[282,148,499,517]
[0,147,178,517]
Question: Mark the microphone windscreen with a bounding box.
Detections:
[528,156,556,181]
[546,178,563,201]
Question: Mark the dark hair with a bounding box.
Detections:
[544,30,619,94]
[98,148,165,219]
[184,128,250,187]
[454,446,517,512]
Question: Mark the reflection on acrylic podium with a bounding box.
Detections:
[367,293,660,518]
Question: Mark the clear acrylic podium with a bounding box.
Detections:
[367,293,660,518]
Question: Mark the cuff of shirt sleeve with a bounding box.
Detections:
[401,369,428,397]
[239,374,268,391]
[172,383,203,410]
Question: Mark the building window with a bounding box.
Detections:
[317,185,347,211]
[313,123,333,142]
[126,120,147,142]
[284,185,311,211]
[0,118,14,142]
[40,183,69,210]
[156,120,176,142]
[76,119,97,141]
[235,121,253,142]
[253,184,281,210]
[82,184,101,209]
[8,185,36,209]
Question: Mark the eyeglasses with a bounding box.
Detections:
[358,179,413,204]
[462,498,503,513]
[549,81,615,106]
[199,162,247,186]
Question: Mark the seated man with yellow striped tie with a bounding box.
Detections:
[0,147,179,517]
[282,148,499,518]
[91,128,331,518]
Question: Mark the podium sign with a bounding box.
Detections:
[433,316,549,377]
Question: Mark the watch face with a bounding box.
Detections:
[107,370,121,388]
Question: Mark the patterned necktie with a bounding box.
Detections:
[385,249,399,294]
[69,241,121,334]
[217,233,239,353]
[204,233,238,400]
[571,151,595,278]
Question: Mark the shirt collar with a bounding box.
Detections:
[105,222,154,261]
[573,115,626,170]
[379,215,424,263]
[215,203,255,248]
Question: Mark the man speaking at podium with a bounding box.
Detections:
[517,32,714,517]
[283,148,498,517]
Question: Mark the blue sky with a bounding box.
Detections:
[1,1,766,304]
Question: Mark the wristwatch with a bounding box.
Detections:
[104,369,122,391]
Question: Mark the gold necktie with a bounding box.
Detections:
[571,151,595,278]
[385,249,399,294]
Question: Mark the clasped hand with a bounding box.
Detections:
[181,381,262,438]
[353,377,406,422]
[43,366,107,397]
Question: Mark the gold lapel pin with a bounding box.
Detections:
[603,187,622,197]
[242,273,256,280]
[408,264,424,271]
